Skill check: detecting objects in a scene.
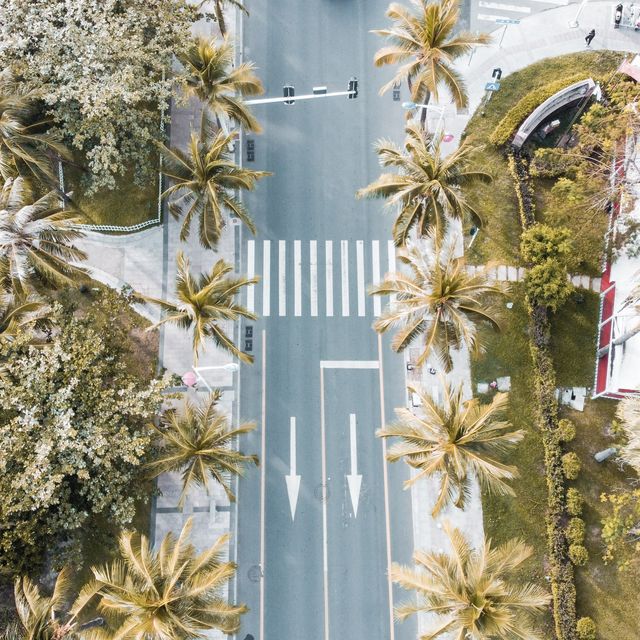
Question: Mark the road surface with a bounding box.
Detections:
[234,1,418,639]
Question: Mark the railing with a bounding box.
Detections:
[66,70,167,235]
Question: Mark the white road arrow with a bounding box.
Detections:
[285,417,301,520]
[347,413,362,517]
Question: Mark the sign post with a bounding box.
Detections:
[496,17,520,47]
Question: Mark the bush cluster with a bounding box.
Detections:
[567,488,583,516]
[562,452,582,480]
[576,616,597,639]
[567,517,585,545]
[489,74,591,147]
[569,544,589,566]
[557,419,577,443]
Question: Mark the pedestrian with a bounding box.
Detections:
[585,29,595,46]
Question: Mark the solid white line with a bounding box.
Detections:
[279,240,286,317]
[378,334,395,640]
[325,240,334,317]
[247,240,255,313]
[477,12,517,21]
[341,240,350,317]
[356,240,365,317]
[310,240,318,317]
[320,367,330,640]
[478,0,531,12]
[320,360,380,369]
[290,417,297,475]
[260,330,267,640]
[528,0,569,4]
[372,240,381,317]
[294,240,302,317]
[349,414,358,475]
[387,240,396,305]
[263,240,271,317]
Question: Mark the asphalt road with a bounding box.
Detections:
[235,2,418,639]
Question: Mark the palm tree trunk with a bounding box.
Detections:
[214,0,227,36]
[598,322,640,358]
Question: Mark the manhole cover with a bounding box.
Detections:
[247,565,263,582]
[314,483,330,502]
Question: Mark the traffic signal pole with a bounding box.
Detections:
[245,78,358,106]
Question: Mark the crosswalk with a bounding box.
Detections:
[244,239,397,319]
[472,0,571,30]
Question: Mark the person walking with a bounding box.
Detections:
[585,29,595,46]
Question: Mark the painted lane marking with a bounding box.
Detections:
[319,366,330,640]
[310,240,318,317]
[247,240,255,313]
[372,239,381,317]
[285,417,301,520]
[320,360,380,369]
[325,240,334,317]
[259,330,267,640]
[262,240,271,317]
[279,240,286,317]
[478,0,531,12]
[294,240,302,317]
[477,12,517,20]
[347,414,362,517]
[356,240,365,317]
[341,240,350,317]
[378,334,396,640]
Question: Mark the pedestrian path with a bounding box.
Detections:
[468,263,602,292]
[244,239,397,318]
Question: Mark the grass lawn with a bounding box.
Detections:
[463,50,625,267]
[471,285,640,638]
[65,149,160,229]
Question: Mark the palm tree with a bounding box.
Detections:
[0,177,87,293]
[391,525,550,640]
[206,0,249,38]
[616,395,640,474]
[0,69,69,186]
[147,391,258,505]
[0,286,49,344]
[371,233,506,371]
[372,0,490,127]
[91,518,246,639]
[10,569,101,640]
[144,250,256,365]
[378,384,523,516]
[357,123,491,245]
[179,36,263,132]
[159,113,270,250]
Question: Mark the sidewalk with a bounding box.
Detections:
[406,4,637,636]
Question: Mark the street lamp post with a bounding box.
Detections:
[568,0,589,28]
[188,363,240,391]
[401,101,446,138]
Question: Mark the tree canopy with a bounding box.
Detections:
[0,291,163,575]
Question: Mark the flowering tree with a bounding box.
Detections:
[0,291,163,575]
[0,0,198,192]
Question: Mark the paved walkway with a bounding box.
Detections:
[469,263,603,291]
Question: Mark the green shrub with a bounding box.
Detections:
[521,224,572,263]
[569,543,589,566]
[577,616,597,639]
[567,488,583,516]
[557,419,576,443]
[562,452,582,480]
[525,260,574,312]
[489,74,591,146]
[567,517,585,545]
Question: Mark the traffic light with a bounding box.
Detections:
[348,77,358,99]
[283,84,295,105]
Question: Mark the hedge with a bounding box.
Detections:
[490,74,592,147]
[567,488,583,516]
[562,452,582,480]
[511,156,579,640]
[567,517,586,545]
